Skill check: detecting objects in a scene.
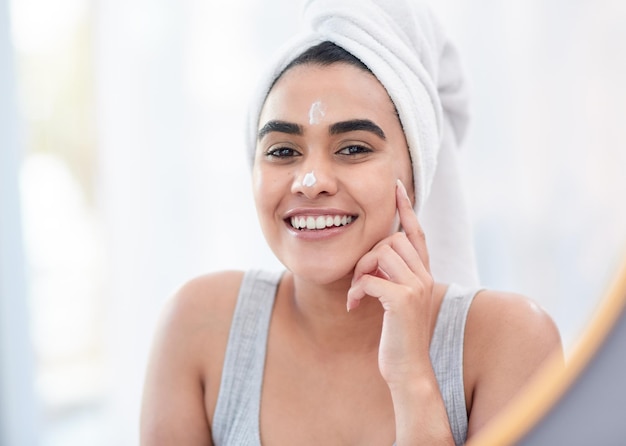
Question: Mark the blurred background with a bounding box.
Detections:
[1,0,625,444]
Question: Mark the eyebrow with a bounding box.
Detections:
[330,119,386,140]
[256,118,386,141]
[257,120,303,140]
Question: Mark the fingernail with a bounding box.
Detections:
[396,179,410,201]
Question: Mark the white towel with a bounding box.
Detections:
[246,0,479,287]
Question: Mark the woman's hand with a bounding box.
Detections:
[347,180,455,445]
[347,179,435,385]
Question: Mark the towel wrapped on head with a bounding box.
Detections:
[247,0,479,287]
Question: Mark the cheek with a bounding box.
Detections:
[252,165,274,215]
[395,154,415,205]
[251,166,263,204]
[252,165,290,215]
[351,165,398,224]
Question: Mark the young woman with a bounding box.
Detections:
[140,2,562,445]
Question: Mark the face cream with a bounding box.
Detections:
[303,171,317,187]
[308,100,326,125]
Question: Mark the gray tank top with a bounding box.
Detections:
[212,270,479,446]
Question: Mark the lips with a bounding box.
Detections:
[288,214,356,230]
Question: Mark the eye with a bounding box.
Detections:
[336,144,373,156]
[265,147,301,158]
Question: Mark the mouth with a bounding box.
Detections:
[287,214,358,231]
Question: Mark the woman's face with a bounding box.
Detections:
[253,62,415,284]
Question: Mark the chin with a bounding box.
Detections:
[283,256,356,287]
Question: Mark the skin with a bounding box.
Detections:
[140,63,563,445]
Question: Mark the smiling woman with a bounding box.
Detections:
[140,2,562,445]
[253,61,413,283]
[4,0,625,444]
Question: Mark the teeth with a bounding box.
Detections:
[289,214,356,230]
[315,216,325,229]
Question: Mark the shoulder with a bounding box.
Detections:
[154,270,245,344]
[463,289,563,435]
[167,270,245,326]
[146,269,246,376]
[466,289,562,357]
[173,269,245,307]
[150,270,248,390]
[140,270,246,444]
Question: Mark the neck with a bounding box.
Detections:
[282,272,385,354]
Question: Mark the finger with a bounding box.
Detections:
[351,245,389,288]
[347,270,423,313]
[364,244,415,282]
[347,274,390,311]
[348,245,418,311]
[369,233,428,279]
[351,237,417,287]
[396,179,430,272]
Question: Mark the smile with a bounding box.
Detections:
[289,214,356,230]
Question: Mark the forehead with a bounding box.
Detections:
[260,63,398,123]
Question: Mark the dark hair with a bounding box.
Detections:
[269,39,402,126]
[272,41,372,89]
[287,41,370,72]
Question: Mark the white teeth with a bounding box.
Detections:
[289,214,356,230]
[315,216,325,229]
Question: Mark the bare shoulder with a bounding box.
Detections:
[165,270,245,333]
[464,289,563,437]
[151,269,246,394]
[173,269,245,309]
[466,289,562,356]
[140,270,245,446]
[151,270,245,359]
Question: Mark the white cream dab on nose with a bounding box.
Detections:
[308,100,326,125]
[303,171,317,187]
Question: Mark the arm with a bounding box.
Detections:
[347,180,455,445]
[347,180,563,444]
[464,290,563,438]
[140,271,243,446]
[140,283,213,446]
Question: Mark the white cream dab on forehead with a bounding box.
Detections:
[303,171,317,187]
[308,100,326,125]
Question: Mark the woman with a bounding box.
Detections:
[140,1,562,445]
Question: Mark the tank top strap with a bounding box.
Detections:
[429,283,482,446]
[212,269,282,446]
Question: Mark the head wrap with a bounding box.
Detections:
[246,0,479,286]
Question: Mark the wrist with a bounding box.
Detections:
[382,355,434,391]
[389,374,454,446]
[387,370,439,402]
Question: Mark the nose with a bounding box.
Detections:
[291,159,338,199]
